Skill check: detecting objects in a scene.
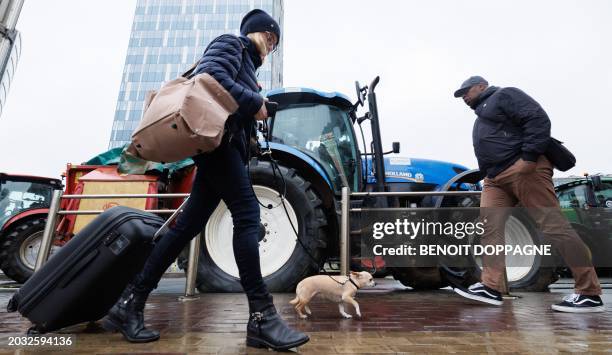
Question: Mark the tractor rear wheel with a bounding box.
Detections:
[0,218,60,283]
[191,160,328,292]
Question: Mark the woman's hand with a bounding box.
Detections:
[255,102,268,121]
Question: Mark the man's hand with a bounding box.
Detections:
[255,103,268,121]
[515,158,537,174]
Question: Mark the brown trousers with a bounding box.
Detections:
[480,155,601,295]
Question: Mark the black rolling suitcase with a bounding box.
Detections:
[6,205,170,333]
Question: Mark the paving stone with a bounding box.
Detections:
[1,278,611,353]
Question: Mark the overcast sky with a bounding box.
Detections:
[1,0,611,179]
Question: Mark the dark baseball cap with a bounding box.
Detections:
[453,76,488,97]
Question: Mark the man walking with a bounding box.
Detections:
[453,76,604,313]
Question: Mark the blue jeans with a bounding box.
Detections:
[132,131,271,307]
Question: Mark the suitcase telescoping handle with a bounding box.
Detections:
[154,197,190,241]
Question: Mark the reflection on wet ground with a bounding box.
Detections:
[1,277,610,353]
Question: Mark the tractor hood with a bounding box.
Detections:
[266,88,353,110]
[364,156,470,187]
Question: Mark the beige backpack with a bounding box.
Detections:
[128,35,246,163]
[127,67,239,163]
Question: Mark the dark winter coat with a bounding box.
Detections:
[471,86,551,178]
[193,34,264,161]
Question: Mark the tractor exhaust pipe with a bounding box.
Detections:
[367,76,386,197]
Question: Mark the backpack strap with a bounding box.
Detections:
[182,35,247,80]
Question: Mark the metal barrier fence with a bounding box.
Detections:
[35,191,201,297]
[335,187,523,296]
[339,186,483,275]
[36,186,514,298]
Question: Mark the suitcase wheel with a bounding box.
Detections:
[6,295,18,312]
[27,326,42,335]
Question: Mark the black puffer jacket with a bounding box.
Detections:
[193,34,263,161]
[472,86,551,178]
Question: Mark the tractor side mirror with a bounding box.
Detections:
[392,142,400,154]
[354,81,366,107]
[383,142,401,155]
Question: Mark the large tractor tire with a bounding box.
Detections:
[390,213,558,291]
[0,218,60,284]
[471,212,559,292]
[192,160,328,293]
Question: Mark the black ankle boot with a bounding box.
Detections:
[246,305,309,351]
[103,285,160,343]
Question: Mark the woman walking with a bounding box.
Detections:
[104,9,309,351]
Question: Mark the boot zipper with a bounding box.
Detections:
[123,293,134,305]
[251,312,264,322]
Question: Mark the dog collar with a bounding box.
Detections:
[347,276,360,290]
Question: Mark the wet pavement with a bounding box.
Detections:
[0,276,611,354]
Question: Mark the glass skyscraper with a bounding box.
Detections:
[109,0,284,149]
[0,0,24,119]
[0,31,21,118]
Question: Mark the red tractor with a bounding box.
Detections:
[0,166,182,284]
[0,173,63,283]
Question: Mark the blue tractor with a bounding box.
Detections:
[194,77,500,292]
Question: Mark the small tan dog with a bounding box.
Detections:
[289,271,376,319]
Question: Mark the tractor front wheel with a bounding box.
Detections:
[0,218,60,283]
[470,213,559,292]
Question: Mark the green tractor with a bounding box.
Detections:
[555,174,612,274]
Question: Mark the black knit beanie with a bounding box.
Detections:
[239,9,281,45]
